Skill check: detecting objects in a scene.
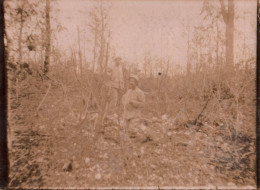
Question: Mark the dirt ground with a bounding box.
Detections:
[8,79,256,188]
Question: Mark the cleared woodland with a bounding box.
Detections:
[5,0,256,188]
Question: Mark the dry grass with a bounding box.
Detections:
[7,58,256,187]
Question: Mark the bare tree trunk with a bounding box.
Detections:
[198,44,202,73]
[18,1,24,66]
[98,1,105,73]
[104,30,111,73]
[163,58,170,85]
[90,0,111,73]
[171,62,174,78]
[160,60,163,74]
[77,26,82,76]
[93,27,97,72]
[226,0,234,68]
[4,30,11,64]
[104,41,109,73]
[219,0,234,69]
[243,2,248,71]
[150,61,153,78]
[44,0,51,74]
[144,58,147,78]
[83,32,87,70]
[216,18,219,68]
[16,0,25,101]
[186,25,191,76]
[195,43,199,73]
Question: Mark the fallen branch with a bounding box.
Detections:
[193,90,214,126]
[35,83,52,116]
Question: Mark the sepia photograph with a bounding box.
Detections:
[4,0,257,189]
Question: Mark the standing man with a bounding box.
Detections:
[108,57,125,114]
[122,74,145,131]
[121,74,146,168]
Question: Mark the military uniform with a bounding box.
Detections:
[122,78,146,142]
[108,58,124,113]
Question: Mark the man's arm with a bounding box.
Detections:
[129,91,145,108]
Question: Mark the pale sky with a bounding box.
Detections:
[54,0,256,66]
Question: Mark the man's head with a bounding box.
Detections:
[128,75,139,90]
[114,57,122,67]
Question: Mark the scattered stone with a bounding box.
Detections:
[103,153,108,158]
[140,124,147,131]
[161,114,168,121]
[39,125,46,130]
[95,173,101,180]
[85,157,90,165]
[140,146,145,154]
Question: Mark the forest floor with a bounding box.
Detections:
[8,77,256,188]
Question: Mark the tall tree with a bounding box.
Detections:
[77,26,83,75]
[104,30,111,73]
[196,1,226,71]
[17,0,25,66]
[5,0,42,100]
[219,0,234,68]
[90,15,99,72]
[44,0,51,74]
[88,0,111,73]
[98,0,105,72]
[186,24,191,75]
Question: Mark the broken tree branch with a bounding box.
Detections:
[35,83,51,116]
[193,89,215,126]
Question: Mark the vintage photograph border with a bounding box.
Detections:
[0,0,8,188]
[0,0,259,189]
[256,0,259,189]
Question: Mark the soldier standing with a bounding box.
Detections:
[108,57,125,114]
[121,74,146,169]
[122,75,145,126]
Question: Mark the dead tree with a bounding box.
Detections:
[88,0,111,73]
[104,30,111,73]
[77,26,83,76]
[104,41,109,73]
[219,0,234,68]
[17,0,25,67]
[186,24,191,76]
[16,0,26,100]
[44,0,51,74]
[98,1,105,72]
[92,20,98,72]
